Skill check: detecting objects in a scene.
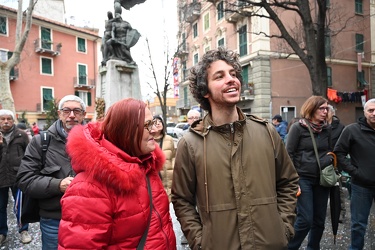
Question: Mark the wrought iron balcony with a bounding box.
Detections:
[176,42,189,58]
[185,2,201,23]
[34,38,62,56]
[73,77,96,89]
[225,0,252,23]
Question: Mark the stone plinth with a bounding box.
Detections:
[98,59,141,112]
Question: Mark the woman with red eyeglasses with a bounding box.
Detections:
[58,98,176,250]
[286,96,334,250]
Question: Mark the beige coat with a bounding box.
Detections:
[172,108,299,250]
[155,134,176,201]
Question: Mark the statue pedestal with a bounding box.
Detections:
[98,59,142,112]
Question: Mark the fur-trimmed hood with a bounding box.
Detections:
[66,122,165,195]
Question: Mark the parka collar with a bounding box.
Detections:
[190,107,247,137]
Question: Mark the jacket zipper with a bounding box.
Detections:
[154,208,171,250]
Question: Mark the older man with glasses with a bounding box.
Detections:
[183,109,201,131]
[0,109,31,245]
[17,95,86,250]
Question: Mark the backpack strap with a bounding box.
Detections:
[40,131,51,167]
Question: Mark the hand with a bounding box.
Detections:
[0,132,3,144]
[59,176,74,193]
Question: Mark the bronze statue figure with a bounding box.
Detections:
[101,0,141,66]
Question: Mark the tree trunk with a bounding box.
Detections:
[0,64,15,112]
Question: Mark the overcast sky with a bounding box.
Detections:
[64,0,178,98]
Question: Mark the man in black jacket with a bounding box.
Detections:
[17,95,86,250]
[0,109,31,245]
[334,98,375,250]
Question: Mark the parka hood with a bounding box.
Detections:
[66,122,165,195]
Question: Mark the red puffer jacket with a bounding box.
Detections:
[58,123,176,250]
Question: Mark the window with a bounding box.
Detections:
[242,66,249,91]
[204,46,210,53]
[182,61,187,81]
[217,1,224,20]
[42,88,54,111]
[355,33,364,52]
[325,31,331,57]
[355,0,363,14]
[75,91,92,107]
[78,64,87,85]
[41,27,52,50]
[193,23,198,38]
[0,16,7,35]
[193,53,199,65]
[203,13,210,31]
[181,33,187,51]
[0,50,7,62]
[218,37,225,47]
[239,25,248,56]
[357,70,367,87]
[77,37,86,53]
[327,67,332,87]
[41,57,53,75]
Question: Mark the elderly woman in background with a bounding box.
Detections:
[153,115,176,201]
[286,96,334,250]
[58,98,176,249]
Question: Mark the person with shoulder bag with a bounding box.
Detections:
[286,96,335,250]
[16,95,86,250]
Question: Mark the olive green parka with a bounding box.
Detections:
[172,108,299,250]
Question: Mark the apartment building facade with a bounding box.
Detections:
[175,0,374,125]
[0,4,100,127]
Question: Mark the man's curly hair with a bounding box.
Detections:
[188,47,243,112]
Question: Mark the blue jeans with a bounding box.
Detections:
[40,217,60,250]
[349,183,375,250]
[0,186,29,235]
[288,177,330,250]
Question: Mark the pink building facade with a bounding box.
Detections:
[0,4,100,126]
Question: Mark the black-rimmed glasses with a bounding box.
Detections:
[144,119,157,132]
[60,108,84,116]
[318,107,329,112]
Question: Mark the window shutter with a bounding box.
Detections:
[87,92,92,106]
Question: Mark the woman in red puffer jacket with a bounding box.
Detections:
[58,98,176,250]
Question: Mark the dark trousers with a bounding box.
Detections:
[0,186,29,235]
[288,177,330,250]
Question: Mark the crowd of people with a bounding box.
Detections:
[0,47,374,249]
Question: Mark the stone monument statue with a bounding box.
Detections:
[101,0,140,66]
[97,0,144,116]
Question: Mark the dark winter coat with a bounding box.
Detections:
[334,117,375,188]
[17,120,73,219]
[286,121,333,178]
[172,108,299,250]
[58,123,176,249]
[0,126,29,188]
[331,115,345,146]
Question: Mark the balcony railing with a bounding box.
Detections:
[34,38,62,56]
[176,42,189,59]
[225,0,252,23]
[73,77,96,89]
[185,2,201,23]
